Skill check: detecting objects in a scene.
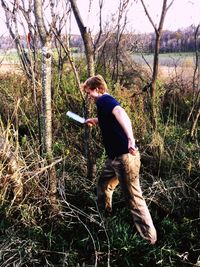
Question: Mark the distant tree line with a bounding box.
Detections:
[68,25,199,54]
[70,26,200,54]
[0,26,198,54]
[133,25,199,53]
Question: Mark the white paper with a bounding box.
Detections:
[66,111,85,124]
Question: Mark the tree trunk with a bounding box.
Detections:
[34,0,57,207]
[140,0,174,130]
[189,102,200,140]
[150,33,161,129]
[69,0,96,180]
[69,0,95,77]
[41,41,53,154]
[187,26,200,123]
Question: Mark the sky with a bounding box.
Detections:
[73,0,200,34]
[0,0,199,36]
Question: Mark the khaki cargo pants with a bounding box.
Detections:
[97,152,157,244]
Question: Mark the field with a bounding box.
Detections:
[0,50,196,78]
[132,52,195,81]
[0,49,21,73]
[132,52,195,67]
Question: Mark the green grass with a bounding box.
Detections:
[0,49,20,63]
[1,49,195,68]
[0,56,199,266]
[132,52,195,67]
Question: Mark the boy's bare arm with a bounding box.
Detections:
[112,106,138,155]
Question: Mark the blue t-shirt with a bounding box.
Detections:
[96,94,129,159]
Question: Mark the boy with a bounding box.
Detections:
[83,75,157,244]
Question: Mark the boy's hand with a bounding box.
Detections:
[128,138,138,155]
[85,118,98,127]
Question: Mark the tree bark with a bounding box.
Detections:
[187,25,200,123]
[140,0,174,129]
[69,0,95,77]
[189,103,200,139]
[34,0,57,206]
[34,0,52,155]
[41,42,53,154]
[69,0,96,180]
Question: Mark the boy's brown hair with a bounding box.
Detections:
[83,75,107,93]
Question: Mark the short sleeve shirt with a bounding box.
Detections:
[96,94,129,159]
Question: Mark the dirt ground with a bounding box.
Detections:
[158,65,194,81]
[0,62,194,84]
[0,62,22,74]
